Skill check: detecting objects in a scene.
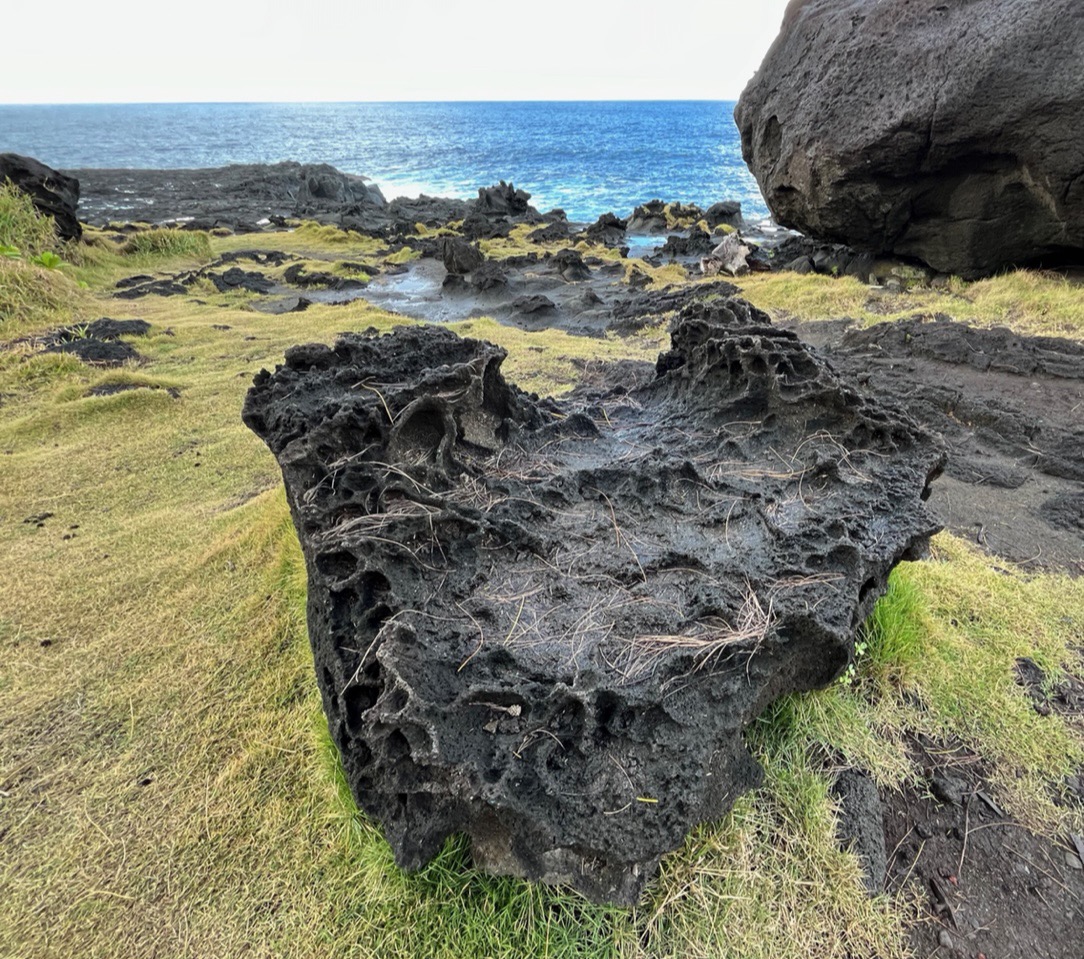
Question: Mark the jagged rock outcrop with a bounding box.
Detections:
[578,212,628,248]
[705,201,743,232]
[735,0,1084,278]
[474,180,534,218]
[627,200,669,234]
[0,153,81,241]
[659,225,716,259]
[439,237,485,276]
[243,302,943,904]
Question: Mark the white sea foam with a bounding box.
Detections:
[372,178,471,202]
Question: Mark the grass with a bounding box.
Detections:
[0,257,86,333]
[450,315,666,396]
[0,225,1081,959]
[734,269,1084,339]
[120,228,212,261]
[0,181,60,259]
[221,221,386,257]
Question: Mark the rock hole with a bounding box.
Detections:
[354,740,373,768]
[858,577,878,604]
[385,686,409,714]
[365,603,391,630]
[316,550,357,579]
[595,691,620,733]
[393,404,447,463]
[343,685,378,730]
[385,730,411,760]
[359,570,391,604]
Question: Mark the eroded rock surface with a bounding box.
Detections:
[735,0,1084,278]
[243,300,943,903]
[789,313,1084,571]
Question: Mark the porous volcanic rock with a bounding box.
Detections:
[627,200,669,234]
[0,153,81,241]
[41,317,151,365]
[735,0,1084,278]
[578,212,628,248]
[243,301,943,903]
[659,226,716,259]
[705,201,743,232]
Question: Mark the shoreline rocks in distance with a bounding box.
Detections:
[66,161,388,234]
[735,0,1084,279]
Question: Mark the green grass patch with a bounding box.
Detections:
[448,315,666,397]
[121,228,212,261]
[735,268,1084,340]
[385,245,421,265]
[777,543,1084,832]
[0,256,85,333]
[268,221,385,256]
[0,180,59,258]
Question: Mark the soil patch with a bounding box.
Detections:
[883,734,1084,959]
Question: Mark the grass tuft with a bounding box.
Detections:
[120,228,212,261]
[0,180,59,257]
[0,256,84,332]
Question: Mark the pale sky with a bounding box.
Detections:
[3,0,791,103]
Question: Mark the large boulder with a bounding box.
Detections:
[0,154,81,242]
[735,0,1084,278]
[294,163,387,217]
[243,301,943,904]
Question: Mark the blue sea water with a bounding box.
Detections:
[0,101,767,223]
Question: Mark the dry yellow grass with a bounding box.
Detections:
[735,269,1084,340]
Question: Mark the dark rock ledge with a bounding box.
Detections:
[243,298,944,904]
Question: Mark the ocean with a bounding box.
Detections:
[0,101,767,223]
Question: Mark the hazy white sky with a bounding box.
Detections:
[4,0,790,103]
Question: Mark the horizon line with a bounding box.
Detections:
[0,97,740,108]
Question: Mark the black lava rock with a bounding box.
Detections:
[439,237,486,275]
[243,301,944,904]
